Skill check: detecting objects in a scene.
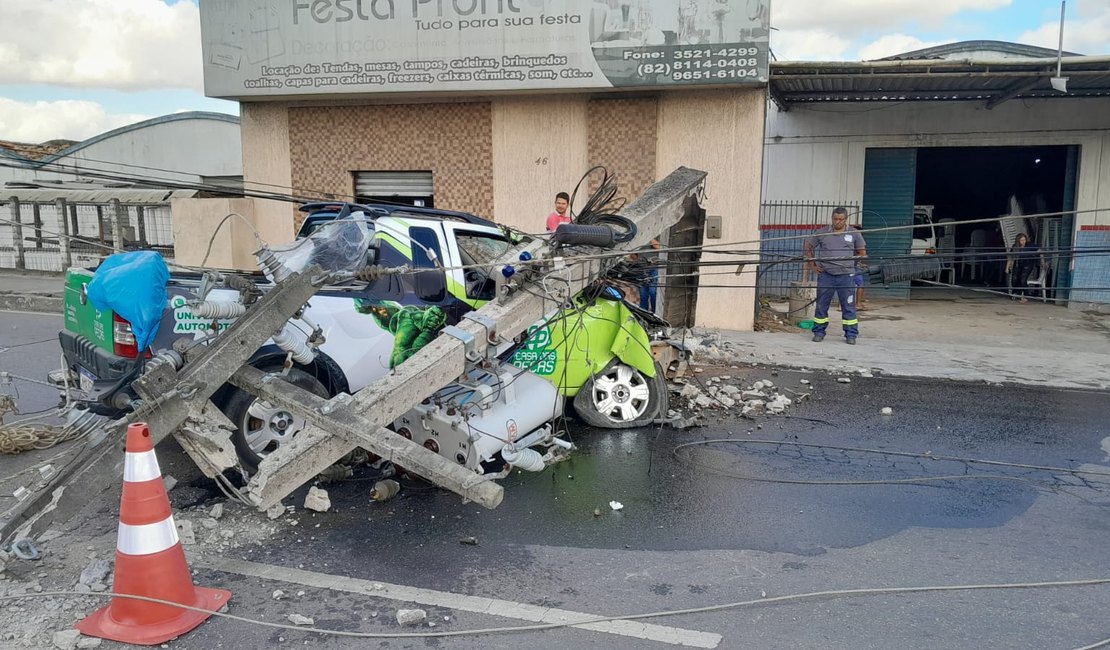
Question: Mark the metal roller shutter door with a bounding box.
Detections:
[354,171,433,198]
[862,148,917,299]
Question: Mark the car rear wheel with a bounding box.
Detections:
[573,360,667,429]
[217,367,328,474]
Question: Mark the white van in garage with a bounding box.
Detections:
[911,205,938,255]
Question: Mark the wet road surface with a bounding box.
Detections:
[4,312,1110,649]
[180,371,1110,649]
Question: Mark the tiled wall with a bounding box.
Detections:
[1071,227,1110,305]
[586,97,658,200]
[287,103,495,227]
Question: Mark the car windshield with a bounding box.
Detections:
[913,214,934,241]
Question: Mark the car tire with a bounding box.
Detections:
[217,367,329,474]
[572,360,668,429]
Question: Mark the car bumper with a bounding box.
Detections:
[58,330,137,416]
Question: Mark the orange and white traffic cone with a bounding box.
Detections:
[76,422,231,645]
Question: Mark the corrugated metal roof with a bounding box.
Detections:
[877,41,1080,61]
[0,188,197,204]
[769,55,1110,110]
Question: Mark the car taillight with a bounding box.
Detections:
[112,313,147,358]
[926,248,937,255]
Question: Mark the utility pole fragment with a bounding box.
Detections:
[109,199,125,253]
[8,196,25,270]
[56,198,72,269]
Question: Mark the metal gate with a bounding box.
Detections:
[0,195,175,272]
[758,200,860,299]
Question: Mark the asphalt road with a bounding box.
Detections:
[0,310,73,512]
[2,310,1110,649]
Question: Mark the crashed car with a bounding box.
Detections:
[56,202,668,474]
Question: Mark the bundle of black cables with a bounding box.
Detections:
[556,165,637,246]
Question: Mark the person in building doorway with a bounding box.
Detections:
[1006,233,1041,303]
[853,225,869,310]
[854,269,868,310]
[631,239,661,312]
[546,192,572,232]
[804,207,867,344]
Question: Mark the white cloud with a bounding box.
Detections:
[857,34,944,60]
[772,0,1012,35]
[770,0,1014,60]
[772,29,854,61]
[0,0,202,91]
[1016,0,1110,56]
[0,98,151,142]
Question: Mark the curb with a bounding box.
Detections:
[0,293,64,314]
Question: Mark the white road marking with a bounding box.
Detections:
[194,555,721,648]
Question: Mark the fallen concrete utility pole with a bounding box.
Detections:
[238,166,707,511]
[1,167,706,544]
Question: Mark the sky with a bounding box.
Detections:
[0,0,1107,143]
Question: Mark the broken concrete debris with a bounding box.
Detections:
[287,613,315,626]
[304,486,331,513]
[52,629,80,650]
[77,559,110,587]
[837,377,852,384]
[672,370,803,421]
[175,519,196,545]
[881,407,894,416]
[396,609,428,626]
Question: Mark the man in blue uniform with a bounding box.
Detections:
[803,207,867,344]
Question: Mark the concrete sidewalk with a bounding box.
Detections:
[3,269,1108,391]
[0,270,65,313]
[700,295,1110,391]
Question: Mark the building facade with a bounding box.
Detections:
[201,0,771,329]
[0,113,242,272]
[762,43,1110,308]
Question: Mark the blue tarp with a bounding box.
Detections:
[87,251,169,353]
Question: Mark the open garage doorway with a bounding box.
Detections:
[911,145,1076,302]
[862,145,1078,302]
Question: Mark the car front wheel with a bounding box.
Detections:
[573,360,667,429]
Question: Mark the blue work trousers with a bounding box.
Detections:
[812,271,858,339]
[639,285,657,312]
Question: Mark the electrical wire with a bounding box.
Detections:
[4,152,1109,261]
[567,166,636,243]
[4,578,1109,642]
[0,338,57,353]
[671,439,1110,488]
[200,213,262,268]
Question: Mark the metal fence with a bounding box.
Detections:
[0,197,174,272]
[758,200,859,298]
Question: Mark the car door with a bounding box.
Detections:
[443,224,513,309]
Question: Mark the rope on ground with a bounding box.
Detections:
[0,423,85,454]
[0,396,83,454]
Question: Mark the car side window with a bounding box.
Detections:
[361,235,407,301]
[410,226,446,302]
[455,231,511,301]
